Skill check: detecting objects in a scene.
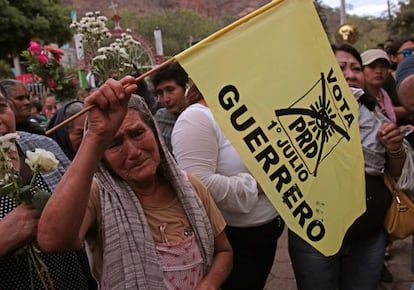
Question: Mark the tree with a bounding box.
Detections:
[121,9,222,57]
[0,59,14,79]
[314,0,331,40]
[347,15,388,51]
[388,0,414,38]
[0,0,73,59]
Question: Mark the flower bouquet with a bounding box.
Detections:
[90,32,141,84]
[70,11,148,87]
[0,133,59,290]
[21,41,79,103]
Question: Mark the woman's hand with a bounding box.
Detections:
[377,122,404,152]
[378,122,406,177]
[84,76,137,145]
[0,204,39,256]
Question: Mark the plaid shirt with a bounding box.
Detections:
[154,108,178,153]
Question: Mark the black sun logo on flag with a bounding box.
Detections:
[273,72,351,176]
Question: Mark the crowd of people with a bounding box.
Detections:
[1,31,414,290]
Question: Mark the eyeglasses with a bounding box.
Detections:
[398,48,414,58]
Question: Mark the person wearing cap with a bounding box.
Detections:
[362,49,400,282]
[361,49,397,123]
[396,55,414,112]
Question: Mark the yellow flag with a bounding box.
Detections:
[175,0,365,255]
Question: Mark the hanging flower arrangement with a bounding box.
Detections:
[21,41,79,102]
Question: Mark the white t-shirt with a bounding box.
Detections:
[172,103,277,227]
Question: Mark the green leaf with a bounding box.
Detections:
[32,188,50,213]
[18,185,32,204]
[0,182,18,197]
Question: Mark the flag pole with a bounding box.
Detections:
[45,57,176,136]
[46,0,287,136]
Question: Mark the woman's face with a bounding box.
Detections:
[335,50,364,89]
[0,95,16,136]
[155,80,188,114]
[68,114,86,153]
[44,96,57,120]
[391,40,414,65]
[7,84,31,124]
[103,110,161,186]
[363,59,390,88]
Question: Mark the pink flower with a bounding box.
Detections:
[28,41,42,56]
[37,52,48,64]
[45,45,64,62]
[47,79,57,89]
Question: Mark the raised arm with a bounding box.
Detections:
[38,77,137,251]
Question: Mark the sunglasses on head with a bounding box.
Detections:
[398,48,414,58]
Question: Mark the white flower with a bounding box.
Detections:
[92,55,107,61]
[0,133,19,143]
[0,133,19,151]
[25,149,59,173]
[97,47,110,53]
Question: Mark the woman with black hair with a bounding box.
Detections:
[47,101,85,160]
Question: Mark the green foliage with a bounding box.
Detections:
[349,16,388,51]
[388,0,414,38]
[0,59,14,79]
[314,0,331,40]
[313,3,389,51]
[121,9,222,57]
[0,0,73,58]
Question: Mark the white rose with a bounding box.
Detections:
[0,133,19,151]
[25,149,59,173]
